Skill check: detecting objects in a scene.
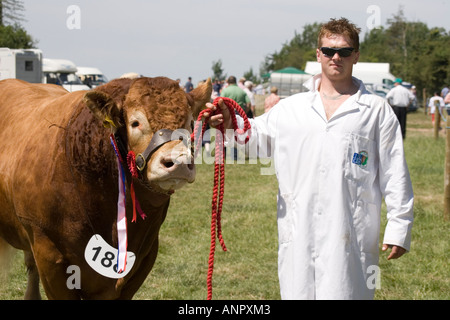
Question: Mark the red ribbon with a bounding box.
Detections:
[127,151,147,222]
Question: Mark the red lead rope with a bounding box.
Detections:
[191,97,251,300]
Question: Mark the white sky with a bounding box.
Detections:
[21,0,450,85]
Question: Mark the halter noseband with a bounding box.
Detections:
[114,128,189,173]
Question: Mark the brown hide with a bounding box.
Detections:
[0,78,211,299]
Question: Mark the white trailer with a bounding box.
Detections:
[43,58,90,92]
[0,48,43,83]
[268,67,312,98]
[76,66,108,88]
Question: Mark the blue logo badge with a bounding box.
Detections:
[352,151,368,168]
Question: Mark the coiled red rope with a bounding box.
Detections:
[191,97,251,300]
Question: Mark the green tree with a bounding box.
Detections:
[243,67,258,84]
[211,59,226,81]
[360,7,450,98]
[261,22,320,75]
[0,23,34,48]
[0,0,36,48]
[422,28,450,92]
[0,0,25,26]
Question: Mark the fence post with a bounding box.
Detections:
[423,88,427,115]
[434,107,441,139]
[445,127,450,220]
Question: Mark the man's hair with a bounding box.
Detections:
[317,17,361,51]
[227,76,237,84]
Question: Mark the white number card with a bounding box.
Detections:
[84,234,136,279]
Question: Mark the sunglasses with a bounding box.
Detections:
[320,47,355,58]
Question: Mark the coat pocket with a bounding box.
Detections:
[277,193,294,245]
[344,133,376,184]
[352,201,380,254]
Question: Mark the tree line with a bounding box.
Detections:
[2,1,448,101]
[235,8,449,102]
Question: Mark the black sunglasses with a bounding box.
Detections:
[320,47,355,58]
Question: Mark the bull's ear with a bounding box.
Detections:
[83,78,133,129]
[187,78,212,118]
[84,90,123,129]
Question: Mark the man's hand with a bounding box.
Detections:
[382,244,407,260]
[202,99,232,129]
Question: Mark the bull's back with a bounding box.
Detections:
[0,80,84,165]
[0,79,87,248]
[0,79,68,115]
[0,79,73,135]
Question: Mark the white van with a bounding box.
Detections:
[43,58,90,92]
[0,48,43,83]
[76,66,108,88]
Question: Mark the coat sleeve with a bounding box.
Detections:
[233,102,280,159]
[378,102,414,251]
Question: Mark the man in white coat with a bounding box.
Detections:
[203,18,414,300]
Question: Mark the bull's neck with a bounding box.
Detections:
[65,103,171,208]
[65,103,117,181]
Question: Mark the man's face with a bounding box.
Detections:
[316,34,359,81]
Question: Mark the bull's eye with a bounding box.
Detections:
[131,121,140,128]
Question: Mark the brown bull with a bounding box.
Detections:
[0,77,211,299]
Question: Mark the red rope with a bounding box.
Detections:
[191,97,251,300]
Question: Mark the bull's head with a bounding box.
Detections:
[84,77,212,193]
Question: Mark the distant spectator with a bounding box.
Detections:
[445,92,450,105]
[445,91,450,115]
[213,79,222,97]
[220,76,250,160]
[220,76,250,114]
[244,81,255,118]
[264,87,281,113]
[441,85,449,99]
[255,83,265,95]
[176,78,183,89]
[238,77,246,89]
[184,77,194,93]
[428,91,445,125]
[386,78,414,139]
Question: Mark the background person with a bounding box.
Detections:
[386,78,414,139]
[264,87,280,113]
[428,91,445,125]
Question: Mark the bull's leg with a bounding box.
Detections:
[118,240,159,299]
[24,250,42,300]
[31,235,81,300]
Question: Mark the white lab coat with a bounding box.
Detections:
[234,75,414,299]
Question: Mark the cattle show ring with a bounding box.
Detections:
[0,3,449,305]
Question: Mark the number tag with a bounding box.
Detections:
[84,234,136,279]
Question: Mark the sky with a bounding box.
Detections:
[20,0,450,85]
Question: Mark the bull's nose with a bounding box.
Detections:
[160,154,194,172]
[161,158,175,169]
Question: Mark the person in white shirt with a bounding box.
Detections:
[386,79,414,139]
[244,80,255,118]
[203,18,413,300]
[428,91,445,125]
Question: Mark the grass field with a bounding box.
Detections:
[1,108,449,300]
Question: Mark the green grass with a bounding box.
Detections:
[135,157,280,300]
[1,109,449,300]
[375,110,450,300]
